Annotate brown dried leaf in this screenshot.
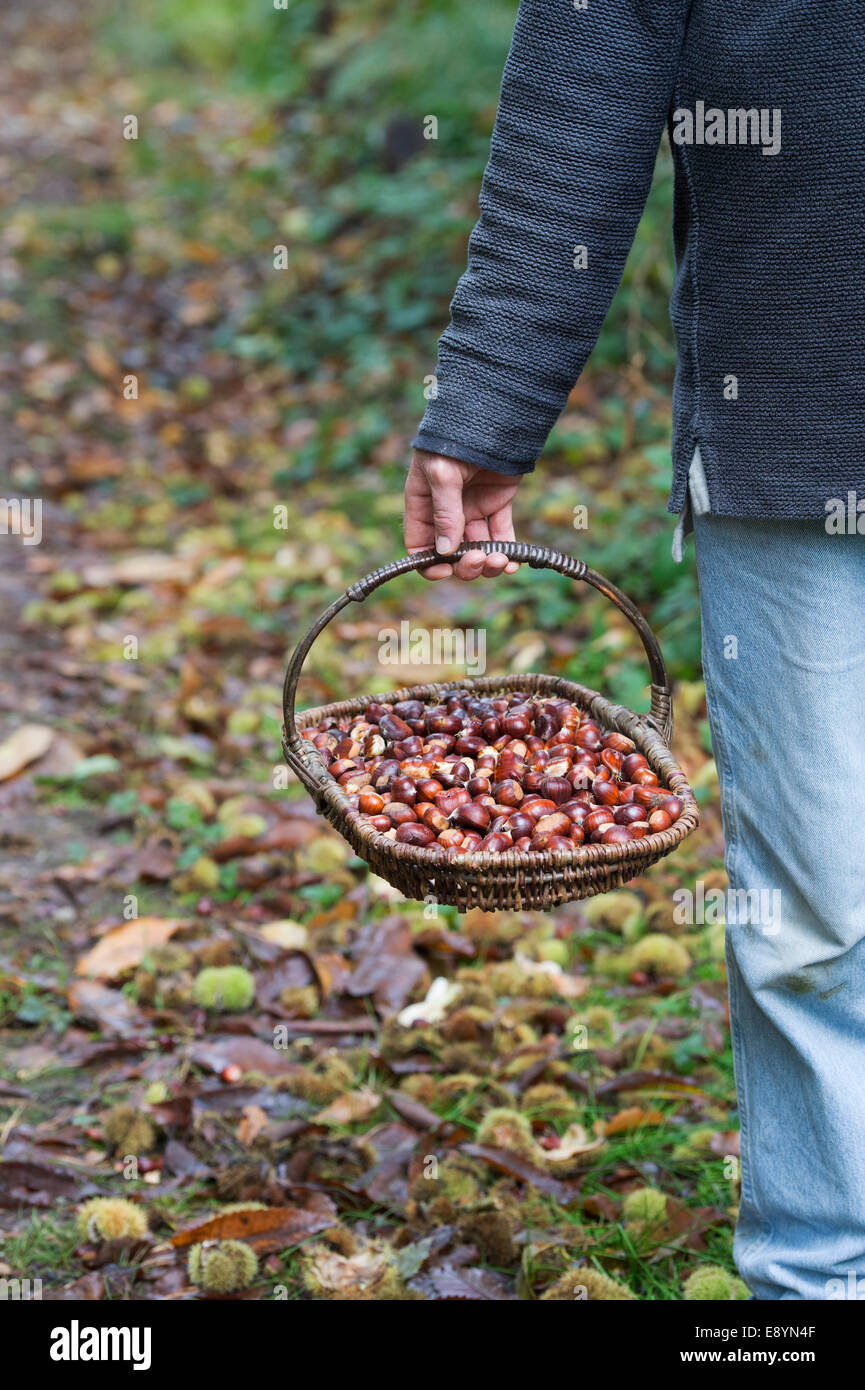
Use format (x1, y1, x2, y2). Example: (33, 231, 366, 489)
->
(75, 917, 185, 979)
(604, 1106, 667, 1136)
(315, 1087, 381, 1127)
(170, 1203, 335, 1253)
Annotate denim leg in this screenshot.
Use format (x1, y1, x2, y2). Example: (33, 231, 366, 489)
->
(692, 511, 865, 1300)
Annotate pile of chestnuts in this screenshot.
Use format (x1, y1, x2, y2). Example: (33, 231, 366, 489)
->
(300, 690, 683, 856)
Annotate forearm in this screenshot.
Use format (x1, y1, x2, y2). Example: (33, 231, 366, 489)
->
(413, 0, 690, 473)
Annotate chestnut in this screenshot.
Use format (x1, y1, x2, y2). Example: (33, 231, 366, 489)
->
(660, 795, 683, 820)
(648, 808, 673, 833)
(545, 834, 575, 852)
(455, 801, 491, 831)
(632, 767, 660, 787)
(504, 812, 535, 839)
(592, 779, 620, 806)
(491, 779, 524, 806)
(389, 776, 417, 805)
(416, 778, 444, 801)
(358, 790, 385, 815)
(393, 699, 424, 722)
(584, 807, 615, 834)
(454, 734, 485, 757)
(460, 831, 484, 851)
(466, 775, 492, 798)
(415, 804, 450, 833)
(534, 812, 572, 837)
(379, 713, 413, 742)
(614, 803, 645, 825)
(435, 788, 471, 816)
(600, 824, 637, 844)
(480, 831, 513, 853)
(541, 776, 572, 805)
(621, 752, 649, 779)
(396, 822, 436, 847)
(602, 731, 636, 753)
(437, 828, 464, 850)
(382, 802, 417, 826)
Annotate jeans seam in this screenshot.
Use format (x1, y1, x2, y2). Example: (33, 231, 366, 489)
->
(700, 631, 771, 1256)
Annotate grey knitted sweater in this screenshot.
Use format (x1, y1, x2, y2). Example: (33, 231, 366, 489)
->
(412, 0, 865, 519)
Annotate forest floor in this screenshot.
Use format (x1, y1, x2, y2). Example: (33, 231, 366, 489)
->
(0, 0, 738, 1301)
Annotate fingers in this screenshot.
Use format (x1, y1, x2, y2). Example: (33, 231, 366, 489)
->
(405, 452, 454, 580)
(488, 499, 519, 575)
(453, 518, 491, 581)
(425, 458, 467, 559)
(402, 450, 521, 582)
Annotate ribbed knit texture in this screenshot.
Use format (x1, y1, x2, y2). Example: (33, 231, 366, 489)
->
(413, 0, 865, 520)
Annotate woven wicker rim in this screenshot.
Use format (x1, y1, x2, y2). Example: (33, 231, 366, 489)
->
(281, 543, 699, 880)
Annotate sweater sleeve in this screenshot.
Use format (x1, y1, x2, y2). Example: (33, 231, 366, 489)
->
(412, 0, 689, 475)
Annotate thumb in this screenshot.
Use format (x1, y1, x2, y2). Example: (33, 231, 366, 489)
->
(425, 459, 467, 556)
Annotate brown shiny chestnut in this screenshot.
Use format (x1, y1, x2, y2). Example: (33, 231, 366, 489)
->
(584, 807, 615, 834)
(541, 776, 572, 805)
(592, 779, 620, 806)
(480, 831, 513, 853)
(600, 824, 637, 844)
(435, 788, 471, 816)
(382, 802, 417, 826)
(455, 801, 491, 831)
(491, 779, 524, 806)
(396, 822, 436, 847)
(621, 752, 649, 779)
(534, 812, 572, 837)
(389, 776, 417, 805)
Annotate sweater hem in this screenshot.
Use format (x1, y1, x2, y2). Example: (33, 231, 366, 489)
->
(411, 433, 537, 477)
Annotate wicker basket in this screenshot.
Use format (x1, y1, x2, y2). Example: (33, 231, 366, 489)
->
(282, 542, 698, 911)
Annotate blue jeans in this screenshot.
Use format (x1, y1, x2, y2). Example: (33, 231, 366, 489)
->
(693, 510, 865, 1300)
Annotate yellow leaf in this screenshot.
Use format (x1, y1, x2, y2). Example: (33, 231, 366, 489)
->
(75, 917, 186, 979)
(259, 920, 308, 950)
(0, 724, 54, 780)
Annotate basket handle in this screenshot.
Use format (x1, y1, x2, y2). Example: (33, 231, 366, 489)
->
(282, 542, 673, 755)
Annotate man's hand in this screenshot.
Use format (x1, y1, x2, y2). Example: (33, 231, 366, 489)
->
(404, 449, 523, 581)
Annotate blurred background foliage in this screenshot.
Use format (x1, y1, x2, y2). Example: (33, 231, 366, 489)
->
(23, 0, 698, 713)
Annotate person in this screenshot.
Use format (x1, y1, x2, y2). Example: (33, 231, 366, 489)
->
(403, 0, 865, 1301)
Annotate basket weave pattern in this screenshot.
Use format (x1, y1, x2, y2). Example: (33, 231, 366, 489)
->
(282, 544, 699, 912)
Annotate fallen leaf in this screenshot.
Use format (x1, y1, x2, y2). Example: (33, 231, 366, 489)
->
(315, 1087, 381, 1127)
(427, 1265, 519, 1300)
(302, 1244, 391, 1296)
(258, 920, 308, 950)
(0, 724, 54, 780)
(397, 976, 461, 1027)
(82, 553, 194, 587)
(542, 1124, 606, 1164)
(170, 1204, 335, 1252)
(75, 917, 186, 979)
(237, 1105, 270, 1146)
(66, 980, 144, 1037)
(604, 1107, 667, 1136)
(461, 1144, 582, 1203)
